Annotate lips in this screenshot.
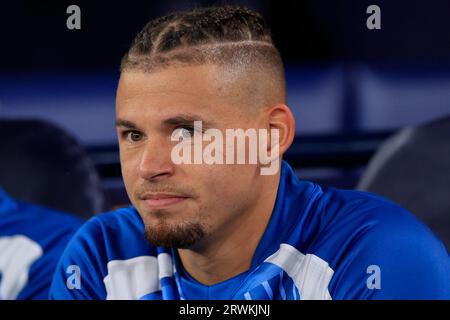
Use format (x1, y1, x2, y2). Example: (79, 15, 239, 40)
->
(140, 193, 189, 210)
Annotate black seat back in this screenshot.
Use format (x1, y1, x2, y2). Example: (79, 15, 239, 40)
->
(0, 119, 106, 219)
(358, 115, 450, 249)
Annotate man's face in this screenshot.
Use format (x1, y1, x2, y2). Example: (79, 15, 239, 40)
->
(116, 64, 266, 249)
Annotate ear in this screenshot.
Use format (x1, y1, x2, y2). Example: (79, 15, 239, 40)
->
(264, 104, 296, 158)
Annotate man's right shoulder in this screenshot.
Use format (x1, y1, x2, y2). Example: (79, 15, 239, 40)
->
(71, 206, 149, 256)
(85, 206, 144, 239)
(49, 206, 157, 300)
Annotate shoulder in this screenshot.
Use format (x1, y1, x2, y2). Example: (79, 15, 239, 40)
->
(24, 202, 85, 233)
(306, 186, 450, 299)
(316, 186, 446, 248)
(0, 200, 85, 262)
(49, 206, 157, 299)
(2, 200, 84, 233)
(81, 206, 143, 234)
(0, 200, 85, 299)
(63, 206, 152, 261)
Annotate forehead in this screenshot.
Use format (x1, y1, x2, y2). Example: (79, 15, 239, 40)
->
(117, 65, 225, 108)
(116, 64, 253, 127)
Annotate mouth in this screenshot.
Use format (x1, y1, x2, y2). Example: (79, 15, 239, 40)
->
(139, 193, 189, 210)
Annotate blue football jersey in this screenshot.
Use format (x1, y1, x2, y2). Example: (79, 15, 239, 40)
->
(0, 187, 83, 299)
(49, 161, 450, 300)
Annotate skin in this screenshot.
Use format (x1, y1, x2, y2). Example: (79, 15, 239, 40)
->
(116, 63, 295, 285)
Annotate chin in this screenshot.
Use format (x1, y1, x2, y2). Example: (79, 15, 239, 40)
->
(143, 219, 206, 249)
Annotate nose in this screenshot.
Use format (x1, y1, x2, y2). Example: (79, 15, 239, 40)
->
(138, 138, 175, 182)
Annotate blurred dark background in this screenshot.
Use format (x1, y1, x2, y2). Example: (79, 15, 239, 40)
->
(1, 0, 450, 212)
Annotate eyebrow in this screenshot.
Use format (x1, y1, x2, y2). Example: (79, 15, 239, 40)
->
(115, 119, 139, 129)
(115, 113, 215, 130)
(163, 114, 214, 128)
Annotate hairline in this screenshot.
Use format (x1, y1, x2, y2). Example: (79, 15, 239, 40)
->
(120, 40, 287, 107)
(121, 41, 282, 73)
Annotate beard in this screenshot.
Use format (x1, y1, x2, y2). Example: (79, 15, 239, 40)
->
(143, 214, 207, 249)
(133, 183, 206, 248)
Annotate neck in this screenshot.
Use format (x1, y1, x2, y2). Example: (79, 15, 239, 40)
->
(177, 172, 281, 286)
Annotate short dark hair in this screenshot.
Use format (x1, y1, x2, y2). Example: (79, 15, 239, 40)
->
(120, 4, 285, 94)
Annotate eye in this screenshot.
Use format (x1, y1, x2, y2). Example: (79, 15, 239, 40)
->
(173, 127, 195, 140)
(124, 130, 143, 142)
(180, 127, 194, 138)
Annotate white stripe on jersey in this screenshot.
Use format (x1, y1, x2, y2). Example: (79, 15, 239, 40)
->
(0, 235, 42, 300)
(264, 243, 334, 300)
(157, 253, 173, 279)
(104, 256, 159, 300)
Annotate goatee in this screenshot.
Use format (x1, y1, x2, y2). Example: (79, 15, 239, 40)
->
(144, 219, 206, 249)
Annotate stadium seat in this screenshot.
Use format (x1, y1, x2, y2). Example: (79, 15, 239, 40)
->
(0, 119, 106, 219)
(358, 115, 450, 249)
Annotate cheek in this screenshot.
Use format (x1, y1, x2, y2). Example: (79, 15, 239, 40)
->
(194, 166, 257, 229)
(120, 149, 141, 186)
(194, 165, 256, 204)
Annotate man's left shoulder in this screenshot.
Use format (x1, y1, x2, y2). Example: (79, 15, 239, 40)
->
(320, 187, 447, 254)
(314, 187, 450, 299)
